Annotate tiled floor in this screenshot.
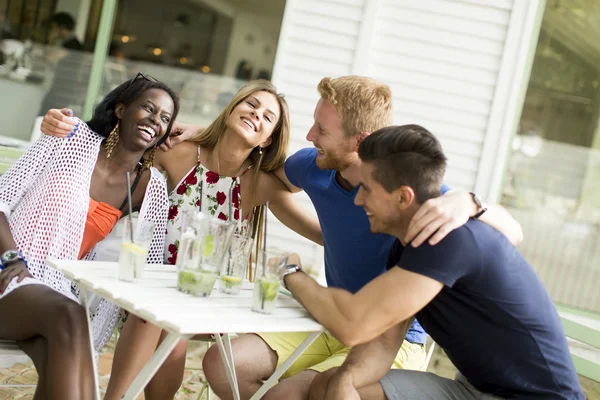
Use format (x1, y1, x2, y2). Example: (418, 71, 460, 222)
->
(0, 339, 212, 400)
(1, 340, 599, 399)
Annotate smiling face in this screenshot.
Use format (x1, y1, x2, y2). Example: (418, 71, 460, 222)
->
(354, 161, 407, 235)
(116, 88, 175, 151)
(226, 90, 281, 149)
(306, 99, 357, 170)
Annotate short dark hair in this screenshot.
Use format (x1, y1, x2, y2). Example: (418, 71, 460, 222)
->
(50, 12, 76, 30)
(358, 125, 447, 203)
(87, 75, 180, 143)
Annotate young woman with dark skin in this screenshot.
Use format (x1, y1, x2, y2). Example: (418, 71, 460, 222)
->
(0, 74, 179, 400)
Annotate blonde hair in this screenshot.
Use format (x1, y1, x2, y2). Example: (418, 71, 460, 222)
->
(192, 80, 290, 279)
(192, 79, 290, 173)
(317, 76, 393, 138)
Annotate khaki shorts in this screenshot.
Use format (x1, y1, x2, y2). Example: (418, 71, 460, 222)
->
(257, 331, 426, 380)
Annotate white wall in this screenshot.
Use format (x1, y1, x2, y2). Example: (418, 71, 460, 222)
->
(265, 0, 544, 270)
(273, 0, 544, 195)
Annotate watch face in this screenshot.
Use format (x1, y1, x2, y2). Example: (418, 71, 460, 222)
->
(2, 250, 19, 262)
(285, 264, 300, 275)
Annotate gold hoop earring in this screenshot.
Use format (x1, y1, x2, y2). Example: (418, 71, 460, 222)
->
(105, 124, 119, 158)
(143, 147, 156, 170)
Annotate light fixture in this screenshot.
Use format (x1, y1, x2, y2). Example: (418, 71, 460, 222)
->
(153, 48, 162, 56)
(201, 65, 210, 73)
(179, 57, 188, 65)
(113, 33, 135, 43)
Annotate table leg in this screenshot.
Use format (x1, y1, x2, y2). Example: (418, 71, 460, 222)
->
(122, 332, 184, 400)
(79, 289, 101, 400)
(251, 331, 322, 400)
(214, 334, 241, 400)
(223, 334, 239, 390)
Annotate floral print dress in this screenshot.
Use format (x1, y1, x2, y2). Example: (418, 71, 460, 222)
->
(165, 145, 251, 264)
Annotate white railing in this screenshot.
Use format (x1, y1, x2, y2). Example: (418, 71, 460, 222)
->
(503, 137, 600, 313)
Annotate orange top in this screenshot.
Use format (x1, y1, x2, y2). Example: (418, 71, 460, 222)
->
(78, 198, 122, 260)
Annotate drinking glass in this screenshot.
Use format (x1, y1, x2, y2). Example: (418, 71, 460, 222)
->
(176, 212, 235, 297)
(252, 249, 288, 314)
(219, 234, 254, 294)
(118, 219, 154, 282)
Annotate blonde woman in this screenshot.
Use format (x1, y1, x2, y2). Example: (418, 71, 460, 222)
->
(41, 79, 322, 399)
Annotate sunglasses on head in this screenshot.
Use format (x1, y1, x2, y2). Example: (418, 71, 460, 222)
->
(127, 72, 158, 88)
(126, 72, 173, 147)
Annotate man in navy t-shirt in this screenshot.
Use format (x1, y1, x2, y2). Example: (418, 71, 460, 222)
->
(284, 124, 584, 399)
(203, 76, 524, 399)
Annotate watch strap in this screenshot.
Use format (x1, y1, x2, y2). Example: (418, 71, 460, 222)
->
(470, 192, 488, 219)
(282, 264, 302, 290)
(0, 250, 27, 270)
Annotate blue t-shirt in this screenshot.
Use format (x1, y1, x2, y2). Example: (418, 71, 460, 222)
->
(387, 220, 584, 399)
(285, 147, 450, 344)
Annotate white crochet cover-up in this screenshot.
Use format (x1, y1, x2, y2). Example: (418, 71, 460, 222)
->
(0, 118, 169, 352)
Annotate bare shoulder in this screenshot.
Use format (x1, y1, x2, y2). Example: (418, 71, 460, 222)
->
(155, 141, 198, 169)
(155, 141, 199, 192)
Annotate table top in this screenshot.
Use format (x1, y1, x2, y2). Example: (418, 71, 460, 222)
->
(47, 258, 324, 335)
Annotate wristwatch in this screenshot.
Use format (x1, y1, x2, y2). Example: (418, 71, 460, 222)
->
(282, 264, 302, 290)
(0, 250, 26, 270)
(470, 192, 488, 219)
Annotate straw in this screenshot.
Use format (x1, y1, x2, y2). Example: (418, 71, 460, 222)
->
(198, 180, 204, 212)
(126, 172, 134, 243)
(260, 248, 267, 310)
(263, 201, 268, 250)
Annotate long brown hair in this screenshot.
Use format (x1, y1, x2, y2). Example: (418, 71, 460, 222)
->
(192, 80, 291, 279)
(191, 79, 290, 172)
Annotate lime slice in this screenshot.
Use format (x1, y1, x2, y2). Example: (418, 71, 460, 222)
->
(221, 275, 242, 290)
(178, 269, 217, 296)
(121, 242, 147, 256)
(260, 277, 280, 301)
(202, 234, 215, 257)
(178, 270, 198, 285)
(222, 275, 242, 284)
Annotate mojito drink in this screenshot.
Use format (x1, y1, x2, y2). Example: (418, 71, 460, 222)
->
(118, 242, 148, 282)
(219, 275, 243, 294)
(177, 266, 218, 297)
(252, 275, 280, 314)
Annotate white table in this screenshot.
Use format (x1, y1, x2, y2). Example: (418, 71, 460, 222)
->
(46, 259, 325, 400)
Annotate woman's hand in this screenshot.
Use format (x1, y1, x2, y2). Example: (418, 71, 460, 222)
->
(40, 108, 78, 138)
(0, 261, 32, 294)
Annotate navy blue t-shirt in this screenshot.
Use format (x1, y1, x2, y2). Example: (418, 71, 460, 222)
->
(387, 220, 584, 399)
(285, 147, 450, 344)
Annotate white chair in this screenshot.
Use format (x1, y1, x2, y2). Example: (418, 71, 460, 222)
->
(0, 340, 35, 388)
(29, 116, 44, 143)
